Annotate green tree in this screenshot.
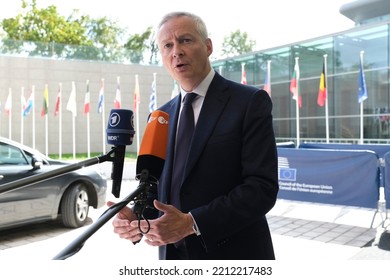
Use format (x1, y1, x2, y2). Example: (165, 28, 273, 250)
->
(124, 26, 158, 64)
(1, 0, 89, 57)
(77, 15, 125, 61)
(221, 30, 256, 58)
(0, 0, 125, 61)
(147, 30, 160, 65)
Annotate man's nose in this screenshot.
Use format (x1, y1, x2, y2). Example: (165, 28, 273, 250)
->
(173, 45, 184, 57)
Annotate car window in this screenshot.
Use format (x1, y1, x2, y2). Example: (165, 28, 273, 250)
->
(0, 143, 30, 165)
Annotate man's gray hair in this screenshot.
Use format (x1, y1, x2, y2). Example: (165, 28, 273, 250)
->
(157, 11, 209, 41)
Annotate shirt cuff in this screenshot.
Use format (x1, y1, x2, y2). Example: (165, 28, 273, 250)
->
(188, 212, 201, 236)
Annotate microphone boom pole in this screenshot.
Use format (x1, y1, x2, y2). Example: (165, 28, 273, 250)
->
(0, 109, 139, 260)
(52, 170, 152, 260)
(0, 149, 115, 195)
(0, 145, 148, 260)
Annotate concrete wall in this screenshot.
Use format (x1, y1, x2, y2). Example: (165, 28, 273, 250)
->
(0, 55, 175, 155)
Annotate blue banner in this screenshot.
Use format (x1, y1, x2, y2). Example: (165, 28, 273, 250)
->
(299, 143, 390, 158)
(277, 148, 380, 208)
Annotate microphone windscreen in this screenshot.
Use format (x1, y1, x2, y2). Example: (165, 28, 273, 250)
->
(106, 109, 135, 146)
(136, 110, 169, 179)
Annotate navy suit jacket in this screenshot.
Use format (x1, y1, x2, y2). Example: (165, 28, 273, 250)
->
(156, 72, 278, 260)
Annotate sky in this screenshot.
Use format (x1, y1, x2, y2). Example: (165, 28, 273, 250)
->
(1, 0, 356, 58)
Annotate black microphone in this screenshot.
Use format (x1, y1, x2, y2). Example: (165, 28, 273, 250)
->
(106, 109, 135, 198)
(133, 110, 169, 220)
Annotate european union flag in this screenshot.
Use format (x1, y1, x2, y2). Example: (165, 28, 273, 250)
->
(358, 54, 368, 103)
(278, 168, 297, 181)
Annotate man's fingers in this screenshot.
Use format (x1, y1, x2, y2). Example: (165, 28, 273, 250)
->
(153, 200, 176, 213)
(106, 201, 116, 207)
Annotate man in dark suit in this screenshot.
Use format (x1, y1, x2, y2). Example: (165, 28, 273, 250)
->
(109, 11, 278, 260)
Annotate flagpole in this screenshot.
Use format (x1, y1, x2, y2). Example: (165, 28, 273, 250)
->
(241, 63, 247, 84)
(267, 60, 272, 95)
(72, 114, 76, 160)
(323, 54, 330, 143)
(358, 51, 368, 144)
(102, 79, 106, 154)
(263, 60, 272, 96)
(295, 57, 300, 146)
(86, 80, 90, 158)
(135, 74, 140, 155)
(87, 110, 90, 157)
(44, 84, 49, 156)
(360, 101, 364, 144)
(115, 76, 121, 109)
(8, 88, 12, 139)
(21, 87, 24, 144)
(360, 51, 364, 144)
(149, 73, 157, 113)
(59, 83, 62, 160)
(154, 73, 157, 108)
(45, 113, 48, 155)
(72, 82, 76, 160)
(32, 85, 36, 149)
(66, 81, 77, 160)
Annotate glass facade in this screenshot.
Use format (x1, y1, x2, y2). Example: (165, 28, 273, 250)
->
(212, 21, 390, 144)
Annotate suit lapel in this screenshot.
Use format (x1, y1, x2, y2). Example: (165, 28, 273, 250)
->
(185, 73, 230, 178)
(161, 95, 181, 202)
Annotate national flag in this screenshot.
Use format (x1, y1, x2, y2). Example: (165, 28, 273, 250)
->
(290, 58, 302, 107)
(84, 80, 90, 114)
(317, 61, 327, 107)
(66, 81, 77, 117)
(263, 61, 271, 96)
(114, 76, 121, 109)
(97, 79, 104, 113)
(263, 72, 271, 95)
(41, 84, 49, 117)
(54, 83, 61, 116)
(358, 53, 368, 103)
(241, 63, 247, 85)
(23, 88, 34, 117)
(21, 89, 27, 112)
(133, 74, 140, 112)
(5, 89, 12, 115)
(149, 74, 157, 113)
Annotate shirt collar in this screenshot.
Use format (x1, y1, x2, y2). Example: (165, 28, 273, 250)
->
(180, 68, 215, 101)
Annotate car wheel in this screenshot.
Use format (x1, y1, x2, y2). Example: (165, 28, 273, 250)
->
(61, 183, 90, 228)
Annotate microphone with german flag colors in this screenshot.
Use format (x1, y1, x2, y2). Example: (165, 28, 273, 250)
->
(133, 110, 169, 221)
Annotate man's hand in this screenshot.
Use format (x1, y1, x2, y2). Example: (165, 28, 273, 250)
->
(107, 201, 143, 243)
(131, 200, 194, 246)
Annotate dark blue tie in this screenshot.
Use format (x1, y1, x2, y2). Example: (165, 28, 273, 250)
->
(171, 92, 198, 210)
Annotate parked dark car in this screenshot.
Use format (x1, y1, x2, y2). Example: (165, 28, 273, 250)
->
(0, 137, 107, 230)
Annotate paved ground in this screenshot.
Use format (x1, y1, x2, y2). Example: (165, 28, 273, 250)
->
(0, 162, 389, 280)
(1, 178, 389, 261)
(1, 160, 390, 279)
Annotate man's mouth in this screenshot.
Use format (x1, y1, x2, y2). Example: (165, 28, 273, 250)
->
(175, 63, 187, 69)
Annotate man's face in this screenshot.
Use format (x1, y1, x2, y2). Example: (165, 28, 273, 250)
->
(157, 16, 212, 91)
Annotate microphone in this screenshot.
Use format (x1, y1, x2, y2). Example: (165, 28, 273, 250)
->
(136, 110, 169, 180)
(106, 109, 135, 198)
(133, 110, 169, 220)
